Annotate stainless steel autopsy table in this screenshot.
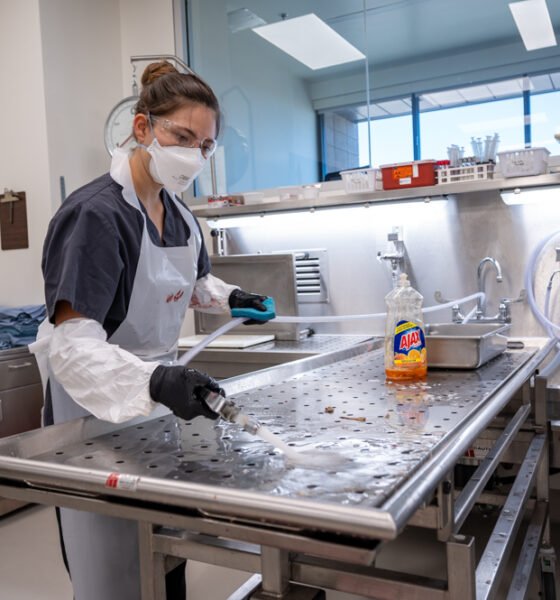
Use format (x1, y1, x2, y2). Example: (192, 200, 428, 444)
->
(0, 338, 556, 600)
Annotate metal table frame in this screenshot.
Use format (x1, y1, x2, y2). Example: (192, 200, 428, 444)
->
(0, 339, 556, 599)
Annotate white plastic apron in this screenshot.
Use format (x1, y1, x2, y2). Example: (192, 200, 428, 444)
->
(50, 148, 200, 600)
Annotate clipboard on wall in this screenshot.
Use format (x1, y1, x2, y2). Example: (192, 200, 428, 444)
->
(0, 190, 29, 250)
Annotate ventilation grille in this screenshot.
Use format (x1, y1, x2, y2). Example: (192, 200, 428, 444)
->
(294, 250, 329, 303)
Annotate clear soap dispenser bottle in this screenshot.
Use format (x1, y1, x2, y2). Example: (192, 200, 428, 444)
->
(384, 273, 427, 380)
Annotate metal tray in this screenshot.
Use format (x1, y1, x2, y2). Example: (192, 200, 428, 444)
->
(425, 323, 510, 369)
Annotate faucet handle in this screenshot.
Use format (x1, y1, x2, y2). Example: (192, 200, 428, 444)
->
(498, 289, 526, 324)
(434, 290, 452, 304)
(500, 289, 526, 306)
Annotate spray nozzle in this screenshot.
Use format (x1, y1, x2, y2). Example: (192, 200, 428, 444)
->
(202, 390, 261, 434)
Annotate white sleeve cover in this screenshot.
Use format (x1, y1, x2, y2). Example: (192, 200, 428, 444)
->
(189, 273, 239, 314)
(48, 318, 160, 423)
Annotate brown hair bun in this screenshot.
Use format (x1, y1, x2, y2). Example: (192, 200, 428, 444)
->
(141, 61, 178, 87)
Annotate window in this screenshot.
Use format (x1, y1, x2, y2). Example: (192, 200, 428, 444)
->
(320, 71, 560, 177)
(358, 112, 413, 167)
(420, 97, 525, 160)
(530, 90, 560, 153)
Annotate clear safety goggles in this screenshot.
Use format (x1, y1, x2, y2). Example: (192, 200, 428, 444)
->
(149, 115, 217, 159)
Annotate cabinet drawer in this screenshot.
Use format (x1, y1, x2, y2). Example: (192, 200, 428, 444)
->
(0, 384, 43, 437)
(0, 355, 41, 391)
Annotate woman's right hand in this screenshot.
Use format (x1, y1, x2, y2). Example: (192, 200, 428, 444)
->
(149, 365, 224, 421)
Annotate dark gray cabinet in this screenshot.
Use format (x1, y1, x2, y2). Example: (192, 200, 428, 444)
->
(0, 347, 43, 515)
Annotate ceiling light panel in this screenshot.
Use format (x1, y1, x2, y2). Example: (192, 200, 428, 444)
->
(509, 0, 557, 51)
(253, 13, 365, 70)
(228, 8, 266, 34)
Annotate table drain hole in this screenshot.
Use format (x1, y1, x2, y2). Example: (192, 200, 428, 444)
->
(140, 438, 147, 441)
(84, 442, 94, 446)
(307, 485, 318, 489)
(210, 459, 219, 463)
(200, 445, 209, 449)
(184, 469, 194, 473)
(247, 462, 256, 467)
(136, 426, 144, 430)
(222, 474, 232, 478)
(84, 456, 93, 460)
(148, 465, 158, 469)
(176, 454, 184, 458)
(192, 433, 200, 437)
(55, 451, 64, 455)
(159, 419, 165, 423)
(164, 430, 171, 433)
(112, 434, 120, 438)
(144, 450, 152, 454)
(288, 443, 296, 447)
(116, 460, 124, 464)
(234, 449, 242, 453)
(113, 446, 122, 450)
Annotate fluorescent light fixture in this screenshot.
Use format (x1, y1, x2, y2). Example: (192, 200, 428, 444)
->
(228, 8, 266, 34)
(500, 185, 560, 205)
(509, 0, 557, 51)
(253, 13, 365, 70)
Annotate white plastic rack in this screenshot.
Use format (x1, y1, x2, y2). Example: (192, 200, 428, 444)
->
(437, 163, 495, 185)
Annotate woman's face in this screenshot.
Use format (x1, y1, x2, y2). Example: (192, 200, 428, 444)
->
(148, 103, 217, 158)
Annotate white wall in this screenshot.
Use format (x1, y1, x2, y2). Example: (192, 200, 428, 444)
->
(0, 0, 52, 306)
(118, 0, 177, 98)
(0, 0, 187, 314)
(39, 0, 122, 207)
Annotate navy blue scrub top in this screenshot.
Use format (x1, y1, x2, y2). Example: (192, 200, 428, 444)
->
(42, 172, 211, 337)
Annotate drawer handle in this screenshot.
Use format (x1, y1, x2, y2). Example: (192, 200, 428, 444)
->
(8, 362, 32, 370)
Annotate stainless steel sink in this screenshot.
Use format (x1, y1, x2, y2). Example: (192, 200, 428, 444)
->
(425, 323, 510, 369)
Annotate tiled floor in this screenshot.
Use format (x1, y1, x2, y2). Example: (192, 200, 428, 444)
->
(0, 502, 557, 599)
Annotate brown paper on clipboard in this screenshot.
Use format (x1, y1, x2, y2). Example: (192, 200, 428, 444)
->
(0, 191, 29, 250)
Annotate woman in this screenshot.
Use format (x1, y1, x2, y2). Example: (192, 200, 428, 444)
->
(34, 61, 272, 600)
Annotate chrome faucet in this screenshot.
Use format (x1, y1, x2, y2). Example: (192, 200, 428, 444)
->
(377, 228, 405, 288)
(476, 257, 503, 319)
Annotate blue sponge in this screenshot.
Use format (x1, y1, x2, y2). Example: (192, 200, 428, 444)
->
(231, 297, 276, 322)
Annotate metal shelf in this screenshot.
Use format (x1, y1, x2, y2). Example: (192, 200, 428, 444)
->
(192, 173, 560, 219)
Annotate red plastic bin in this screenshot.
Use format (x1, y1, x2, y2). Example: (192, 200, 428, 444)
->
(380, 160, 437, 189)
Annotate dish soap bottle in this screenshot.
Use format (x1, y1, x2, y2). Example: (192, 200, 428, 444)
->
(385, 273, 427, 380)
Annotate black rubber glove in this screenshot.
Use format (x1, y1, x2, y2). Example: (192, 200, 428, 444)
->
(228, 288, 268, 325)
(149, 366, 224, 421)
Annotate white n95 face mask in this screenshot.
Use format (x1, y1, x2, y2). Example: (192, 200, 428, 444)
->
(145, 138, 206, 194)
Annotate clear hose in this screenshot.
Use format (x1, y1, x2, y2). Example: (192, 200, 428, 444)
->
(176, 317, 245, 366)
(177, 292, 485, 365)
(524, 231, 560, 338)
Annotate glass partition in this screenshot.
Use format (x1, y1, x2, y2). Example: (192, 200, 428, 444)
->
(187, 0, 560, 196)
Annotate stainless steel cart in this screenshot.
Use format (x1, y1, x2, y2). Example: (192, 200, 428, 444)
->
(0, 339, 555, 599)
